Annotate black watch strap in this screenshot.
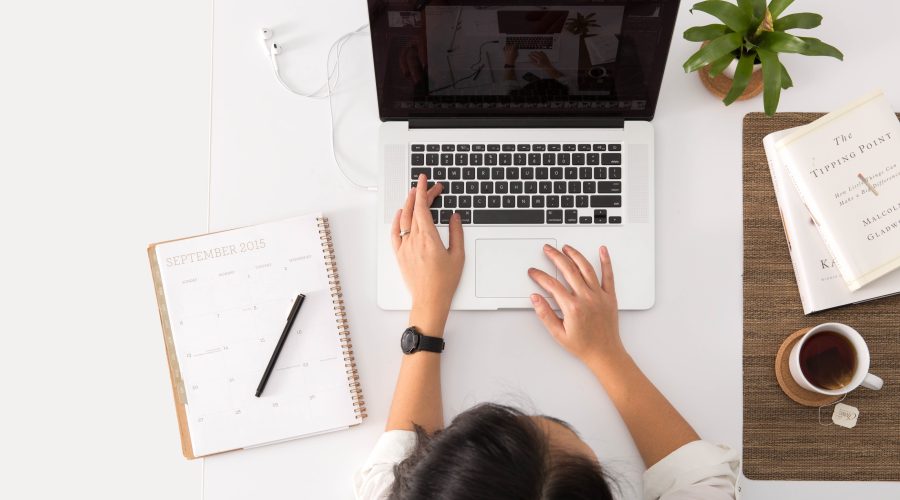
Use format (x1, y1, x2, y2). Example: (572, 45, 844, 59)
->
(417, 334, 445, 353)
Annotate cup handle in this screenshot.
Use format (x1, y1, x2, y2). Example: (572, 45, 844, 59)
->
(861, 373, 884, 390)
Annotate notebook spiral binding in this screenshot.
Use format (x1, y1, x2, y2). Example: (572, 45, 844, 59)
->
(317, 217, 367, 420)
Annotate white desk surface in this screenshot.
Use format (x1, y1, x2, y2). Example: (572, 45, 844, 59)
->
(203, 1, 900, 499)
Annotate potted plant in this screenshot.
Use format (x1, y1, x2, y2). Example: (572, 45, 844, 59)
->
(565, 12, 599, 38)
(682, 0, 843, 115)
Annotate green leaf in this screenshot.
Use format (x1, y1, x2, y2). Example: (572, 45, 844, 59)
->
(774, 13, 822, 30)
(691, 1, 752, 33)
(738, 0, 766, 22)
(757, 31, 808, 53)
(780, 62, 793, 89)
(767, 0, 794, 18)
(683, 32, 744, 72)
(757, 48, 782, 115)
(708, 52, 735, 77)
(797, 37, 844, 59)
(723, 53, 756, 105)
(684, 23, 731, 41)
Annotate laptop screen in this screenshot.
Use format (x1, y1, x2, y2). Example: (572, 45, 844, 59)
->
(366, 1, 680, 122)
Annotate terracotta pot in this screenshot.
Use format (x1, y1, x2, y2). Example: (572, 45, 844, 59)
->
(698, 57, 764, 101)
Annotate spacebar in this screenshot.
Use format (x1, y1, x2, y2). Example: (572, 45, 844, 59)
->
(473, 210, 544, 224)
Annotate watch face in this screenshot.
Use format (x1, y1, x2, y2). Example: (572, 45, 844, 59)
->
(401, 329, 419, 354)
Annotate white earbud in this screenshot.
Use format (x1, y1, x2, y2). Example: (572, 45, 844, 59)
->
(260, 27, 275, 56)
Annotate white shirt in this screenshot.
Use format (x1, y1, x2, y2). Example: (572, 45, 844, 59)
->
(353, 431, 739, 500)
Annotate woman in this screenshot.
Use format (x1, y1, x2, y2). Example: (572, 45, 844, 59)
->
(355, 175, 739, 499)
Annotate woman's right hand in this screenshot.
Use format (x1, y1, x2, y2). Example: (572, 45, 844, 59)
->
(527, 245, 626, 366)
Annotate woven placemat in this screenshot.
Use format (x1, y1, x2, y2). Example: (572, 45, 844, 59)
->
(742, 112, 900, 481)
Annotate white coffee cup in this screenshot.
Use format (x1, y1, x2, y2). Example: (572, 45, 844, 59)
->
(789, 323, 883, 395)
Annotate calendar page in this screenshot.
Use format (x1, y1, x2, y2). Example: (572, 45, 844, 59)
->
(154, 214, 359, 456)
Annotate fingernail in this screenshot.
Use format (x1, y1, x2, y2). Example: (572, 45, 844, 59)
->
(562, 244, 570, 252)
(530, 294, 540, 304)
(543, 244, 551, 251)
(601, 246, 609, 258)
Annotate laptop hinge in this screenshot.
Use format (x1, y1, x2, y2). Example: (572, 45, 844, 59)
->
(408, 117, 626, 129)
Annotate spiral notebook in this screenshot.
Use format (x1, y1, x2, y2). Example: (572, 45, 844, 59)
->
(148, 214, 365, 459)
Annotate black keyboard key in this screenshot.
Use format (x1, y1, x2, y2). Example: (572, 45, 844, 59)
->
(496, 182, 509, 194)
(587, 153, 599, 165)
(594, 167, 607, 179)
(594, 209, 607, 224)
(488, 195, 501, 208)
(517, 144, 531, 151)
(542, 153, 556, 165)
(553, 181, 567, 193)
(547, 195, 560, 208)
(474, 195, 487, 208)
(521, 167, 534, 180)
(440, 153, 453, 166)
(610, 167, 622, 180)
(474, 210, 544, 224)
(579, 167, 592, 179)
(532, 195, 545, 208)
(411, 167, 431, 179)
(550, 167, 563, 179)
(539, 181, 552, 194)
(457, 144, 471, 152)
(487, 144, 501, 151)
(411, 144, 425, 152)
(440, 210, 452, 224)
(563, 144, 577, 151)
(455, 153, 468, 166)
(590, 195, 622, 208)
(528, 153, 541, 165)
(609, 144, 622, 151)
(547, 209, 563, 224)
(480, 182, 494, 194)
(426, 153, 439, 166)
(457, 210, 472, 224)
(477, 167, 490, 179)
(516, 195, 530, 208)
(465, 181, 479, 194)
(491, 167, 505, 179)
(430, 196, 442, 208)
(442, 144, 455, 152)
(536, 167, 550, 180)
(548, 144, 561, 151)
(502, 144, 516, 151)
(524, 181, 537, 194)
(533, 144, 546, 151)
(499, 154, 512, 166)
(502, 195, 515, 208)
(562, 195, 575, 208)
(568, 181, 581, 194)
(601, 153, 622, 165)
(472, 144, 486, 152)
(564, 167, 578, 179)
(485, 154, 498, 166)
(426, 144, 440, 152)
(444, 196, 457, 208)
(558, 153, 571, 166)
(578, 144, 591, 151)
(514, 153, 526, 165)
(451, 182, 464, 194)
(506, 167, 520, 180)
(609, 216, 622, 224)
(579, 216, 592, 224)
(593, 144, 606, 151)
(411, 154, 425, 166)
(448, 168, 461, 180)
(459, 195, 472, 208)
(583, 181, 595, 194)
(576, 195, 589, 208)
(470, 154, 483, 166)
(434, 167, 447, 180)
(597, 181, 621, 193)
(463, 168, 476, 180)
(510, 182, 523, 194)
(438, 181, 450, 192)
(565, 210, 578, 224)
(573, 153, 585, 165)
(431, 209, 439, 223)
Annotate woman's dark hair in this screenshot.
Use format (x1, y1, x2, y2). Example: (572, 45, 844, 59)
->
(388, 404, 615, 500)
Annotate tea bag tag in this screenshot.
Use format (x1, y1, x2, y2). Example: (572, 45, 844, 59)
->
(832, 403, 859, 429)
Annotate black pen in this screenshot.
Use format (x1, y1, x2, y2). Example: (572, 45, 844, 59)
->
(255, 294, 305, 397)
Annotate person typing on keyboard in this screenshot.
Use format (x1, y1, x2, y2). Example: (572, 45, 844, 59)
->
(354, 175, 739, 500)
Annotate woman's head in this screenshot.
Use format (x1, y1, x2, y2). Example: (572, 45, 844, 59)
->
(389, 404, 615, 500)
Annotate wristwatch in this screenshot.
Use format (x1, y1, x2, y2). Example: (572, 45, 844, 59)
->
(401, 326, 445, 354)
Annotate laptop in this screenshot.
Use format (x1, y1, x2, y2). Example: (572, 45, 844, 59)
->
(368, 1, 680, 311)
(497, 10, 568, 62)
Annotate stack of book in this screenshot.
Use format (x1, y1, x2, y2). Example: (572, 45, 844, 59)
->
(763, 90, 900, 314)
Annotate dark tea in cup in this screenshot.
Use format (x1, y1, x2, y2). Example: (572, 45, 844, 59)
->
(798, 330, 857, 390)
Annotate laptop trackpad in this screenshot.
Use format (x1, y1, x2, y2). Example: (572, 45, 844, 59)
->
(475, 239, 557, 298)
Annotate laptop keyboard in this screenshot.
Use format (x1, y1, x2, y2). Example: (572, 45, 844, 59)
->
(409, 143, 624, 225)
(504, 36, 554, 50)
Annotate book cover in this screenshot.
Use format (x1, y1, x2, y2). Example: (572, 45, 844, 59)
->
(764, 127, 900, 314)
(776, 91, 900, 291)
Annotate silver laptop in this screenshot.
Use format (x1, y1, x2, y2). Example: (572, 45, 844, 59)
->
(368, 2, 680, 311)
(497, 10, 568, 62)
